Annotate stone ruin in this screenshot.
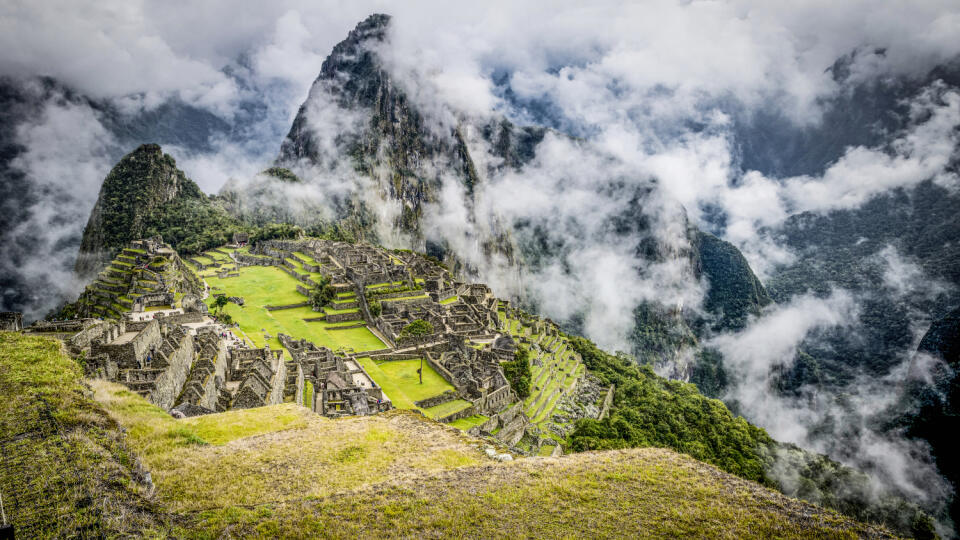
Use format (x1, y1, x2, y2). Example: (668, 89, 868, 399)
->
(0, 312, 23, 331)
(23, 312, 290, 416)
(280, 333, 389, 418)
(428, 334, 515, 416)
(15, 236, 598, 458)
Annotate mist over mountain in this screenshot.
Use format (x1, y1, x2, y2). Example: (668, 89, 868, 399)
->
(3, 1, 960, 535)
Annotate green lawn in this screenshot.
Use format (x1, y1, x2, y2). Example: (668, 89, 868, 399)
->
(448, 415, 489, 430)
(382, 294, 430, 303)
(204, 265, 384, 354)
(440, 295, 459, 305)
(422, 399, 472, 420)
(355, 357, 454, 411)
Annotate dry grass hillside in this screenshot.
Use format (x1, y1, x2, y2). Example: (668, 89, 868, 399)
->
(1, 332, 895, 538)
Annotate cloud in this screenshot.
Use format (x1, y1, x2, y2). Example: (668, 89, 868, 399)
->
(709, 290, 951, 511)
(1, 93, 117, 319)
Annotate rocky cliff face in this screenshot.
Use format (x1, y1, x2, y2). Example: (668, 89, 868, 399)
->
(273, 14, 543, 260)
(271, 14, 769, 374)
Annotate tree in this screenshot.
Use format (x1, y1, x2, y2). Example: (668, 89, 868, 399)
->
(400, 319, 434, 384)
(502, 346, 532, 399)
(310, 275, 335, 311)
(369, 300, 382, 318)
(212, 295, 229, 316)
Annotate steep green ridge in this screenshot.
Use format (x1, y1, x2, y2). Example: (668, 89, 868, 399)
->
(567, 334, 936, 537)
(75, 143, 240, 277)
(900, 306, 960, 529)
(567, 336, 772, 482)
(0, 332, 161, 536)
(694, 231, 772, 332)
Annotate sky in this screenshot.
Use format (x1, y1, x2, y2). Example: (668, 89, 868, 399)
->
(3, 0, 960, 529)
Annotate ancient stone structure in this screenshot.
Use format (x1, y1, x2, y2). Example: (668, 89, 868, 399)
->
(280, 333, 388, 418)
(427, 334, 515, 416)
(0, 312, 23, 331)
(32, 235, 590, 459)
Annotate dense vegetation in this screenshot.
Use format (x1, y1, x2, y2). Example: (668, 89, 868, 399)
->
(143, 195, 240, 255)
(694, 231, 772, 332)
(566, 335, 772, 483)
(309, 276, 335, 310)
(502, 346, 532, 399)
(562, 333, 937, 536)
(900, 306, 960, 532)
(261, 166, 300, 183)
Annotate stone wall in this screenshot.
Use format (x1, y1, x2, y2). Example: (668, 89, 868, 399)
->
(67, 320, 117, 351)
(366, 289, 425, 301)
(477, 384, 514, 414)
(236, 253, 279, 267)
(294, 363, 305, 407)
(196, 339, 229, 411)
(91, 320, 161, 369)
(149, 332, 194, 410)
(0, 312, 23, 331)
(156, 312, 204, 325)
(325, 311, 363, 323)
(269, 358, 287, 406)
(437, 404, 477, 424)
(414, 390, 459, 409)
(598, 384, 615, 420)
(424, 353, 461, 392)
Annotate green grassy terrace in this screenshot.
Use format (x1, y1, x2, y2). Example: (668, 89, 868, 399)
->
(356, 357, 455, 413)
(203, 264, 383, 354)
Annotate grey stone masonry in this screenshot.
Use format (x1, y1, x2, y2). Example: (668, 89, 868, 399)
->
(0, 312, 23, 331)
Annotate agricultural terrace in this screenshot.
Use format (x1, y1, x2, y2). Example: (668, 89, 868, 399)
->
(498, 308, 587, 452)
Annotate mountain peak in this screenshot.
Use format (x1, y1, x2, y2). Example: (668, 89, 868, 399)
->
(74, 143, 203, 277)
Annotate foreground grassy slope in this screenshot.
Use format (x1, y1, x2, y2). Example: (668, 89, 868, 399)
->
(0, 332, 161, 537)
(185, 448, 891, 539)
(2, 333, 891, 538)
(91, 381, 483, 513)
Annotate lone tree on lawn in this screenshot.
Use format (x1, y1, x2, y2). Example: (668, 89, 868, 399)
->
(212, 295, 229, 316)
(400, 319, 434, 384)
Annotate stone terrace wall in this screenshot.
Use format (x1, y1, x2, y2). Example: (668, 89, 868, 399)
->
(150, 332, 194, 410)
(157, 312, 204, 325)
(598, 384, 615, 420)
(325, 311, 363, 323)
(414, 390, 459, 409)
(437, 404, 477, 424)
